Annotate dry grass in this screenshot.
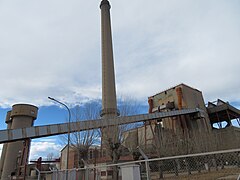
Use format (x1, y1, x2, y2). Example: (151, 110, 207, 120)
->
(150, 168, 240, 180)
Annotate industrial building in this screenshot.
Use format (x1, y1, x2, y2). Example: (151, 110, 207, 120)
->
(148, 84, 211, 132)
(60, 144, 133, 179)
(58, 83, 240, 179)
(123, 83, 240, 158)
(0, 104, 38, 179)
(0, 0, 239, 179)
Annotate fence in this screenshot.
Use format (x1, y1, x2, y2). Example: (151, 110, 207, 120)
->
(38, 148, 240, 180)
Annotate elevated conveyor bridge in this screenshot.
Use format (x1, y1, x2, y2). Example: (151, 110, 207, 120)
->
(0, 108, 205, 144)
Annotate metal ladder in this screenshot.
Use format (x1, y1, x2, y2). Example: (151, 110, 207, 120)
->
(16, 139, 31, 180)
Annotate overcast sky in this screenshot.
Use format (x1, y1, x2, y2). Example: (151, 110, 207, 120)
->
(0, 0, 240, 160)
(0, 0, 239, 108)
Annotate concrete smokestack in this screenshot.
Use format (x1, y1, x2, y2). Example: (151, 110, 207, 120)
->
(100, 0, 118, 118)
(0, 111, 12, 177)
(1, 104, 38, 180)
(100, 0, 119, 146)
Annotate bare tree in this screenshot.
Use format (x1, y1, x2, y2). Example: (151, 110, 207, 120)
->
(118, 95, 141, 116)
(61, 100, 101, 168)
(46, 152, 54, 161)
(103, 96, 141, 180)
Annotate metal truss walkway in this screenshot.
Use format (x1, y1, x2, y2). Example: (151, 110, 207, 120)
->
(0, 108, 205, 144)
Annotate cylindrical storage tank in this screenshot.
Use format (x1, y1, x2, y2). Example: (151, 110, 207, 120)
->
(1, 104, 38, 180)
(0, 111, 12, 177)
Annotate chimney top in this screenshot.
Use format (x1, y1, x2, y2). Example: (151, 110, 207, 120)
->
(100, 0, 111, 9)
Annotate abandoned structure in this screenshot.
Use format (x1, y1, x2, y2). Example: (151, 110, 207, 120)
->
(57, 83, 240, 179)
(123, 84, 240, 157)
(0, 0, 239, 179)
(0, 104, 38, 179)
(148, 84, 211, 132)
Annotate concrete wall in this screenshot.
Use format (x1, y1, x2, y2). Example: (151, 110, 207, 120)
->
(150, 84, 211, 132)
(60, 146, 76, 170)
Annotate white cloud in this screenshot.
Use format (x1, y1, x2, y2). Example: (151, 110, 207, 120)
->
(0, 0, 239, 107)
(29, 138, 63, 160)
(0, 139, 62, 161)
(113, 0, 240, 103)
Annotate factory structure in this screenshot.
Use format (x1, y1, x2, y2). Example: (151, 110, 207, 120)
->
(0, 104, 39, 179)
(123, 84, 240, 158)
(0, 0, 239, 179)
(0, 83, 239, 179)
(59, 84, 240, 173)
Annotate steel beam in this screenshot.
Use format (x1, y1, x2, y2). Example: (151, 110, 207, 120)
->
(0, 108, 205, 144)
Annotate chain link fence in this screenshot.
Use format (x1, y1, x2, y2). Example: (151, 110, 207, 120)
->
(143, 149, 240, 180)
(38, 148, 240, 180)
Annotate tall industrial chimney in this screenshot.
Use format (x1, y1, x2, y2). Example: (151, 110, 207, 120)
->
(100, 0, 119, 144)
(100, 0, 118, 118)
